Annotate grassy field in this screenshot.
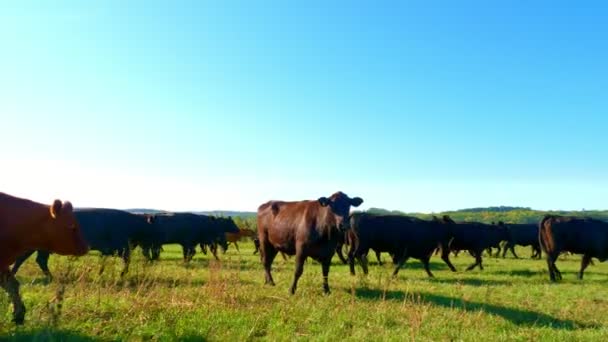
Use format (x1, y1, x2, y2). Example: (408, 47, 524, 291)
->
(1, 243, 608, 341)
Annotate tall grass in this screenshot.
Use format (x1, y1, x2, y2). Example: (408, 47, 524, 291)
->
(1, 244, 608, 341)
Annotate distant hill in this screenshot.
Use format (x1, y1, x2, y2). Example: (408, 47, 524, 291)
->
(453, 206, 531, 213)
(126, 208, 256, 218)
(364, 207, 608, 224)
(195, 211, 257, 218)
(126, 208, 170, 215)
(117, 207, 608, 225)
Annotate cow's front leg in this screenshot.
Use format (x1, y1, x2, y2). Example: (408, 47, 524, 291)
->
(1, 270, 25, 325)
(321, 259, 331, 294)
(290, 252, 306, 295)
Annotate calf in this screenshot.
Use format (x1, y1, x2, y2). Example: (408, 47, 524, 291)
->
(1, 192, 88, 324)
(257, 191, 363, 294)
(449, 220, 509, 271)
(225, 228, 257, 252)
(539, 215, 608, 281)
(347, 214, 456, 277)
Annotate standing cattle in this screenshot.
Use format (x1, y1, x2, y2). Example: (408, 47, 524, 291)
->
(449, 220, 509, 271)
(13, 208, 156, 278)
(347, 214, 457, 277)
(502, 223, 541, 259)
(147, 214, 239, 261)
(1, 192, 88, 324)
(257, 191, 363, 294)
(539, 215, 608, 281)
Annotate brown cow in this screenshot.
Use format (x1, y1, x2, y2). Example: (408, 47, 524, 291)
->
(539, 215, 608, 281)
(0, 192, 88, 324)
(257, 191, 363, 294)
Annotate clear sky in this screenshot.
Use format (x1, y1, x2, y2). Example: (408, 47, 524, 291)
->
(1, 1, 607, 212)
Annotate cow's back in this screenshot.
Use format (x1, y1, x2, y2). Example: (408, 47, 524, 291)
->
(545, 217, 608, 259)
(75, 209, 147, 248)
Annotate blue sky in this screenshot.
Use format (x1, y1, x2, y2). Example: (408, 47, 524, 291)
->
(1, 1, 607, 212)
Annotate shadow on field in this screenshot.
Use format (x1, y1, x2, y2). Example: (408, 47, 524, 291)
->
(0, 330, 209, 341)
(353, 288, 596, 330)
(0, 329, 104, 342)
(424, 277, 513, 287)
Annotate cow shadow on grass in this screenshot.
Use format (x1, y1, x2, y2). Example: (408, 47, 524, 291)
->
(353, 288, 597, 330)
(0, 329, 209, 342)
(424, 277, 513, 287)
(0, 329, 104, 342)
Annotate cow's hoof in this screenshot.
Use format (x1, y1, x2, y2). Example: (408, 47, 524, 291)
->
(12, 314, 25, 325)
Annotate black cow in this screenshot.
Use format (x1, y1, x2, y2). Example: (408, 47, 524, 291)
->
(449, 220, 509, 271)
(257, 191, 363, 294)
(502, 223, 541, 259)
(12, 208, 155, 278)
(146, 214, 239, 262)
(347, 214, 457, 277)
(539, 215, 608, 281)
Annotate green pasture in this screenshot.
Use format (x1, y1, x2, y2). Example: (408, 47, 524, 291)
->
(1, 243, 608, 341)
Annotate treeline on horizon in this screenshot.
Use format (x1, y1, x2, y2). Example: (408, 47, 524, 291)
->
(179, 206, 608, 231)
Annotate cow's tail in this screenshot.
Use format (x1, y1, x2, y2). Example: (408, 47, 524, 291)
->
(538, 215, 553, 253)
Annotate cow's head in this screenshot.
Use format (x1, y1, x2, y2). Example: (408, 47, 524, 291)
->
(45, 200, 89, 256)
(318, 191, 363, 231)
(218, 216, 240, 234)
(493, 221, 509, 239)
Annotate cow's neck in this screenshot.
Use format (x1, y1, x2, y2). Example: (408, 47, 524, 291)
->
(14, 202, 52, 250)
(317, 206, 337, 237)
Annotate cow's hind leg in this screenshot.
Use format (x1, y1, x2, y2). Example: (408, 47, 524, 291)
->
(546, 252, 561, 281)
(375, 250, 383, 265)
(321, 259, 331, 294)
(261, 242, 278, 286)
(421, 256, 434, 278)
(36, 251, 53, 281)
(510, 244, 519, 259)
(440, 246, 457, 272)
(11, 250, 36, 276)
(392, 249, 409, 277)
(290, 251, 306, 295)
(578, 254, 592, 280)
(335, 244, 348, 265)
(120, 248, 131, 277)
(465, 250, 482, 271)
(1, 271, 25, 325)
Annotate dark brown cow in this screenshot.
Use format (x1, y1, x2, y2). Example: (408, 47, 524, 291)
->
(257, 191, 363, 294)
(0, 192, 88, 324)
(539, 215, 608, 281)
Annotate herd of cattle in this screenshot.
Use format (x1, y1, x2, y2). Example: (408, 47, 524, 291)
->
(2, 191, 608, 325)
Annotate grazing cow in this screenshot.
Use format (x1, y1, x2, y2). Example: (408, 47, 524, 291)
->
(1, 192, 88, 325)
(147, 214, 239, 261)
(502, 223, 541, 259)
(13, 208, 156, 278)
(257, 191, 363, 294)
(449, 220, 509, 271)
(347, 214, 457, 277)
(539, 215, 608, 281)
(225, 228, 257, 252)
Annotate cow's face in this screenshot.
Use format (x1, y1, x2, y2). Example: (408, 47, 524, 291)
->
(46, 200, 89, 256)
(494, 221, 509, 238)
(221, 217, 240, 234)
(318, 192, 363, 231)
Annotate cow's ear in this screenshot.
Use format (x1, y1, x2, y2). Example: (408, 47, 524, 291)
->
(318, 197, 331, 206)
(50, 199, 63, 219)
(350, 197, 363, 207)
(63, 201, 73, 213)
